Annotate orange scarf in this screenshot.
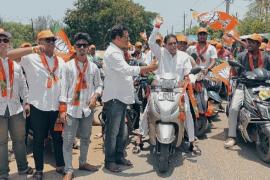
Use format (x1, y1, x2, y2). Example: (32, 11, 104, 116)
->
(178, 78, 199, 122)
(195, 43, 209, 64)
(248, 51, 264, 71)
(0, 58, 14, 98)
(72, 58, 88, 106)
(40, 54, 59, 88)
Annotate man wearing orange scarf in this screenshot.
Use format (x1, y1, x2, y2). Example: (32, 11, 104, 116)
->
(186, 28, 217, 128)
(225, 34, 270, 148)
(59, 32, 102, 180)
(0, 30, 33, 179)
(8, 30, 65, 179)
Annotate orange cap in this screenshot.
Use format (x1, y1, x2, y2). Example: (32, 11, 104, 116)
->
(176, 34, 188, 43)
(247, 33, 262, 43)
(197, 27, 208, 34)
(209, 40, 218, 46)
(135, 41, 142, 47)
(37, 30, 55, 40)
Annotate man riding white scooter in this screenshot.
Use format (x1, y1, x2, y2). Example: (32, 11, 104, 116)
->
(139, 16, 201, 154)
(224, 33, 270, 148)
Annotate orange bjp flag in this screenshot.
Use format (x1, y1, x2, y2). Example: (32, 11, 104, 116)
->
(198, 11, 238, 31)
(54, 29, 75, 62)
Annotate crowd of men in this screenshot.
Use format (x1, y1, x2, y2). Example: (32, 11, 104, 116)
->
(0, 15, 270, 180)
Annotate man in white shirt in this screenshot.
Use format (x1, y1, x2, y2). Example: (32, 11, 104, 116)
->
(9, 30, 65, 180)
(102, 24, 158, 172)
(0, 30, 33, 180)
(141, 17, 200, 154)
(186, 28, 217, 73)
(186, 28, 217, 128)
(59, 32, 102, 180)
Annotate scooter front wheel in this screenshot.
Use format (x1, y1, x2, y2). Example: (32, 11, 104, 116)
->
(158, 144, 170, 173)
(256, 128, 270, 163)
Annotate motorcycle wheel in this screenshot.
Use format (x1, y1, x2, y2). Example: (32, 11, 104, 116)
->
(158, 144, 170, 173)
(195, 115, 209, 137)
(256, 129, 270, 163)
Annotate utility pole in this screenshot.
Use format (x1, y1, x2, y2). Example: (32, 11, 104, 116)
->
(225, 0, 231, 14)
(183, 12, 186, 35)
(189, 20, 192, 35)
(31, 18, 35, 41)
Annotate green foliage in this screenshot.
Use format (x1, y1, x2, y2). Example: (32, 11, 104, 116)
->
(237, 0, 270, 35)
(64, 0, 157, 49)
(237, 17, 270, 35)
(0, 21, 35, 48)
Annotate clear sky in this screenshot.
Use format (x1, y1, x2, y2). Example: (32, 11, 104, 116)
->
(0, 0, 250, 34)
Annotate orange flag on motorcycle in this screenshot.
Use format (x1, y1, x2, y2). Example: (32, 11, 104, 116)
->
(54, 29, 75, 62)
(198, 11, 238, 31)
(211, 62, 231, 95)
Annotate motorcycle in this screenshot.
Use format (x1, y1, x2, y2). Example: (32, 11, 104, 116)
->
(227, 60, 270, 163)
(190, 69, 223, 137)
(148, 67, 201, 173)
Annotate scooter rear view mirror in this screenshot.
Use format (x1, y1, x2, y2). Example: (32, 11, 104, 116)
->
(190, 67, 201, 75)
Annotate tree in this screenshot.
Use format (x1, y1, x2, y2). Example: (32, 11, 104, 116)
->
(64, 0, 157, 49)
(237, 0, 270, 35)
(0, 20, 34, 48)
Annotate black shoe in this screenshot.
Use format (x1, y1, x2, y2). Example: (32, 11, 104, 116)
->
(104, 162, 122, 173)
(115, 158, 133, 167)
(33, 171, 43, 180)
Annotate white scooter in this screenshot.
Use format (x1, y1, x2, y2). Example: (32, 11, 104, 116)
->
(148, 67, 201, 173)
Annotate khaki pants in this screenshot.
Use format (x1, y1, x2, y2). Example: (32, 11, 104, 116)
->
(228, 89, 244, 137)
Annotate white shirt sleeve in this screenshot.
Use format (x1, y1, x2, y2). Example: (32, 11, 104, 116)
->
(107, 51, 140, 76)
(184, 56, 192, 76)
(148, 27, 162, 61)
(93, 65, 103, 95)
(18, 66, 29, 104)
(210, 46, 218, 59)
(59, 63, 69, 103)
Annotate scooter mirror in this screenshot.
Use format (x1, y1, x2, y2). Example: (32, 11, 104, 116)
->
(190, 67, 201, 75)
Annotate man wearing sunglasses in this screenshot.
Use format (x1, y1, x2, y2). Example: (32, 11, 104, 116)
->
(8, 30, 66, 180)
(0, 30, 33, 180)
(139, 16, 202, 155)
(59, 32, 102, 180)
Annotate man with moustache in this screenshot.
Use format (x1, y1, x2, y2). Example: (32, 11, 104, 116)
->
(59, 32, 102, 180)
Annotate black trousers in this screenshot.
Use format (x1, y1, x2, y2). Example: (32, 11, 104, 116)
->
(30, 105, 64, 171)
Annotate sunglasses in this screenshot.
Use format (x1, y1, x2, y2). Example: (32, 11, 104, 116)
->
(76, 43, 89, 48)
(0, 38, 9, 43)
(45, 38, 56, 44)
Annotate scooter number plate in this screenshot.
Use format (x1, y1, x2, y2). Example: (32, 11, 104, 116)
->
(163, 92, 175, 101)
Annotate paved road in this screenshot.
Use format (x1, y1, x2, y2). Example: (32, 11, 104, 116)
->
(8, 105, 270, 180)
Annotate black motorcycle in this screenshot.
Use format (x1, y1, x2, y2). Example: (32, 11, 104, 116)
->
(227, 60, 270, 163)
